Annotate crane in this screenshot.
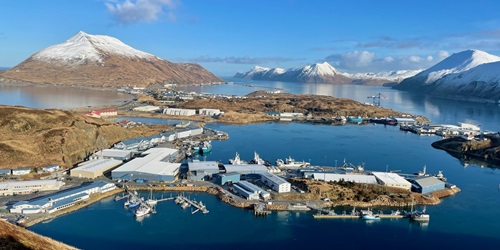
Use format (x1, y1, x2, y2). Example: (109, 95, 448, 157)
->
(367, 93, 387, 106)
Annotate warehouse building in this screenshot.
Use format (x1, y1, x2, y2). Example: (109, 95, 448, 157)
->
(0, 179, 65, 196)
(236, 180, 271, 200)
(70, 159, 122, 179)
(168, 126, 203, 141)
(372, 172, 412, 190)
(133, 105, 161, 112)
(312, 173, 377, 184)
(232, 183, 260, 200)
(260, 173, 291, 193)
(114, 133, 167, 151)
(111, 148, 180, 182)
(217, 172, 241, 185)
(187, 161, 220, 181)
(223, 164, 269, 175)
(11, 168, 31, 176)
(409, 176, 446, 194)
(10, 181, 115, 214)
(199, 108, 221, 117)
(90, 149, 134, 161)
(163, 108, 196, 116)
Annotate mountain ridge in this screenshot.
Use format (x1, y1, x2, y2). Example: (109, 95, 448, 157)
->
(0, 31, 222, 87)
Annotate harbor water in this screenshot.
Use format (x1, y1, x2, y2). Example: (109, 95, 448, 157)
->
(2, 80, 500, 248)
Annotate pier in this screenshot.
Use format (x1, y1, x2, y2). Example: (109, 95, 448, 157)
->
(175, 194, 209, 214)
(254, 203, 270, 217)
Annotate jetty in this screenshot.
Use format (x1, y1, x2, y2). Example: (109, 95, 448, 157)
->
(175, 194, 209, 214)
(312, 207, 407, 220)
(254, 203, 270, 217)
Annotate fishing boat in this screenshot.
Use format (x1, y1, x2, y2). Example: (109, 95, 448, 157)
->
(145, 189, 157, 206)
(125, 197, 141, 208)
(135, 204, 151, 217)
(369, 118, 398, 126)
(362, 214, 380, 220)
(410, 198, 430, 222)
(249, 151, 270, 165)
(229, 152, 247, 165)
(200, 141, 212, 154)
(276, 156, 310, 168)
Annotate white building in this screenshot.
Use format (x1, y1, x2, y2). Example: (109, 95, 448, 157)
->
(237, 180, 271, 200)
(163, 108, 196, 116)
(199, 108, 221, 116)
(260, 173, 291, 193)
(312, 173, 378, 184)
(133, 105, 161, 112)
(71, 159, 123, 179)
(85, 109, 117, 118)
(111, 148, 181, 182)
(11, 168, 31, 176)
(90, 149, 134, 161)
(42, 164, 60, 173)
(10, 181, 115, 214)
(371, 172, 412, 190)
(0, 179, 65, 196)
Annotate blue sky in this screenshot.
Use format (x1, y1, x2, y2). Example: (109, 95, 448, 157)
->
(2, 0, 500, 76)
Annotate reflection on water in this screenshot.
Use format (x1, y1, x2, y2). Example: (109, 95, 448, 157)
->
(178, 77, 500, 131)
(0, 83, 132, 109)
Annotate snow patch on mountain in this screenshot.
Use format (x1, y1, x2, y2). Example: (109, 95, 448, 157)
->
(33, 31, 156, 65)
(342, 69, 422, 82)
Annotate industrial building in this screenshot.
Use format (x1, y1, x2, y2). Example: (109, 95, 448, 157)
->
(11, 168, 31, 176)
(71, 159, 123, 179)
(409, 176, 446, 194)
(85, 109, 117, 118)
(223, 164, 269, 175)
(372, 172, 412, 190)
(187, 161, 220, 181)
(111, 148, 180, 182)
(199, 108, 221, 116)
(236, 180, 271, 200)
(233, 183, 260, 200)
(90, 149, 134, 161)
(10, 181, 116, 214)
(217, 172, 240, 185)
(42, 164, 60, 173)
(312, 173, 378, 184)
(163, 108, 196, 116)
(167, 127, 203, 141)
(133, 105, 161, 112)
(113, 133, 167, 151)
(0, 179, 65, 196)
(260, 173, 291, 193)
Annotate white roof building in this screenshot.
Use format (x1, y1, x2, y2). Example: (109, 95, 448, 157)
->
(223, 164, 269, 174)
(90, 149, 134, 161)
(71, 159, 123, 179)
(261, 173, 291, 193)
(312, 173, 378, 184)
(111, 148, 180, 182)
(371, 172, 412, 190)
(0, 179, 65, 196)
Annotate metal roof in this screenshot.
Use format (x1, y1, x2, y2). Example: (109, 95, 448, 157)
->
(0, 179, 61, 190)
(261, 173, 289, 185)
(312, 173, 377, 184)
(223, 164, 268, 174)
(413, 176, 445, 187)
(72, 159, 122, 173)
(112, 148, 180, 176)
(372, 172, 411, 186)
(188, 161, 219, 172)
(96, 149, 133, 158)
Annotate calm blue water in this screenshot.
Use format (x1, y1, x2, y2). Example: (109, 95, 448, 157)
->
(2, 80, 500, 248)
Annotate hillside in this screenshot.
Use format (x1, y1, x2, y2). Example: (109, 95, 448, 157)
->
(0, 220, 76, 250)
(0, 105, 171, 169)
(0, 31, 222, 87)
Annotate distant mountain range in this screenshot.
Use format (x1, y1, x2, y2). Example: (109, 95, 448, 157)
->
(234, 62, 421, 85)
(394, 49, 500, 101)
(0, 31, 221, 87)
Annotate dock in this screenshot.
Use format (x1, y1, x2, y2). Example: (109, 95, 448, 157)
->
(175, 194, 209, 214)
(313, 214, 405, 219)
(114, 193, 130, 201)
(254, 203, 270, 216)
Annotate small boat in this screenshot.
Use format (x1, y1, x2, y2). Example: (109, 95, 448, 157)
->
(363, 215, 381, 220)
(369, 118, 398, 126)
(125, 197, 141, 208)
(276, 156, 310, 168)
(347, 116, 363, 123)
(135, 205, 151, 217)
(145, 189, 157, 206)
(200, 141, 212, 154)
(181, 202, 191, 209)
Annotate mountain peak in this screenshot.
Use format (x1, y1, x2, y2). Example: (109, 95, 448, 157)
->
(302, 61, 338, 76)
(32, 31, 155, 65)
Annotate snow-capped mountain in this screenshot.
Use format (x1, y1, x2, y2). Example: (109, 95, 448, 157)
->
(1, 31, 221, 87)
(234, 62, 418, 85)
(395, 49, 500, 93)
(234, 62, 351, 84)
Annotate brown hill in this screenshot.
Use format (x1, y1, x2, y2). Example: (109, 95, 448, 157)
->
(0, 105, 171, 170)
(0, 31, 222, 87)
(0, 220, 76, 250)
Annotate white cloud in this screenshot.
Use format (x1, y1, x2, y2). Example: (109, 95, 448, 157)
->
(383, 56, 394, 62)
(325, 50, 375, 69)
(408, 55, 421, 63)
(426, 55, 433, 61)
(106, 0, 179, 24)
(438, 50, 450, 59)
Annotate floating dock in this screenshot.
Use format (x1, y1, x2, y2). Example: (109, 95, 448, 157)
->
(175, 194, 209, 214)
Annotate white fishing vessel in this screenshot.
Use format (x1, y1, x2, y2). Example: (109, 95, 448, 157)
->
(135, 204, 151, 217)
(276, 156, 310, 168)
